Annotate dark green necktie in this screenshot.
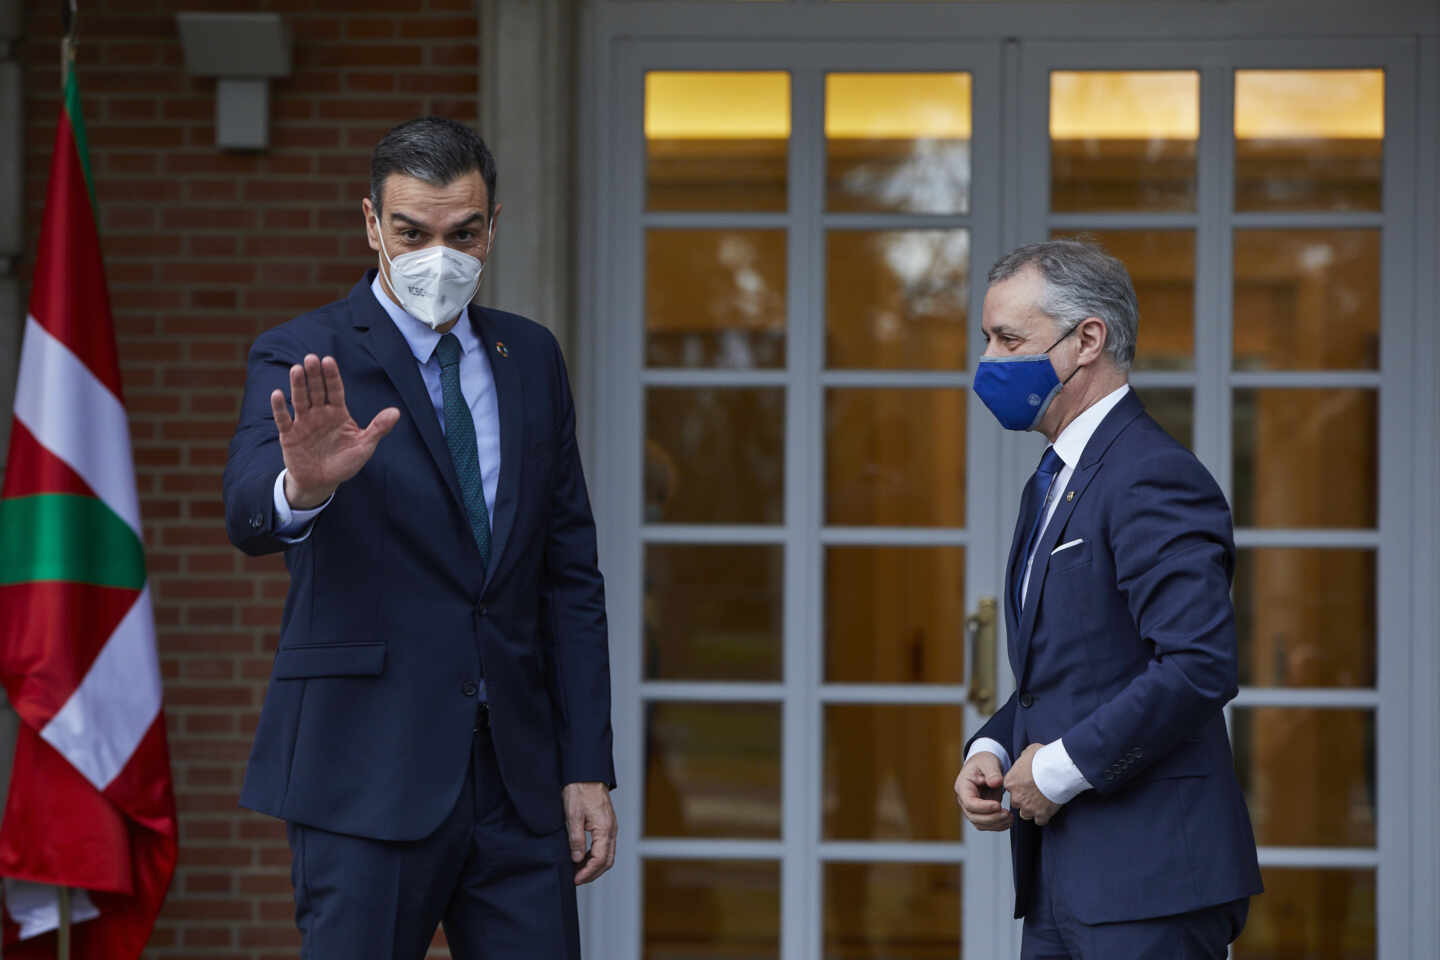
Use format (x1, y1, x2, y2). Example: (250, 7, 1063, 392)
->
(435, 333, 491, 569)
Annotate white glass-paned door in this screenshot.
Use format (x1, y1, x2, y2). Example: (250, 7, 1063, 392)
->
(595, 40, 1013, 960)
(1018, 38, 1420, 960)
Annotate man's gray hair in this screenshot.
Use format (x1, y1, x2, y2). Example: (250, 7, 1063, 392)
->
(987, 239, 1139, 370)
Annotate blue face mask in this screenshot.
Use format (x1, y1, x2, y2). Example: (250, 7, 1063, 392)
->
(974, 325, 1080, 431)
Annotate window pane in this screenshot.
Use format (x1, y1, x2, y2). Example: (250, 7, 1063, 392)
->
(1235, 70, 1384, 212)
(824, 862, 960, 960)
(825, 546, 966, 684)
(647, 229, 786, 370)
(1235, 549, 1376, 688)
(646, 387, 785, 525)
(645, 859, 780, 960)
(1233, 230, 1380, 372)
(826, 389, 966, 527)
(823, 704, 966, 842)
(1232, 389, 1376, 529)
(645, 702, 781, 839)
(646, 545, 783, 682)
(646, 71, 789, 212)
(1231, 708, 1375, 847)
(826, 230, 969, 370)
(1232, 868, 1375, 959)
(1050, 229, 1193, 371)
(826, 73, 971, 214)
(1050, 71, 1198, 212)
(1133, 388, 1192, 451)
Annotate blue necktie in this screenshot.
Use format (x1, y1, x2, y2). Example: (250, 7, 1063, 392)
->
(436, 333, 491, 569)
(1014, 446, 1065, 614)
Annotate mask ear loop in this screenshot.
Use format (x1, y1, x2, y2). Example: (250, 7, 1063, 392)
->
(468, 220, 497, 304)
(374, 213, 398, 272)
(1045, 320, 1087, 388)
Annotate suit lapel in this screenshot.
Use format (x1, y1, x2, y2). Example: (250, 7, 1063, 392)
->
(472, 308, 524, 586)
(1014, 460, 1103, 674)
(1012, 389, 1147, 678)
(348, 276, 466, 513)
(1003, 491, 1031, 674)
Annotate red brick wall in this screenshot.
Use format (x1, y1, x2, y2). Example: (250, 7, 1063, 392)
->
(20, 2, 479, 956)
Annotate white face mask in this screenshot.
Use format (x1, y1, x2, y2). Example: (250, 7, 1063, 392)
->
(375, 220, 493, 330)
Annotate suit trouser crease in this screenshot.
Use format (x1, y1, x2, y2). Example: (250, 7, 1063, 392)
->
(287, 715, 581, 960)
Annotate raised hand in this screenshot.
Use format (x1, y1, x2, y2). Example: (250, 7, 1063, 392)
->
(270, 354, 400, 508)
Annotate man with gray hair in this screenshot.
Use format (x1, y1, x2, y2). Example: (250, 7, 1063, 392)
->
(224, 117, 615, 958)
(954, 239, 1261, 958)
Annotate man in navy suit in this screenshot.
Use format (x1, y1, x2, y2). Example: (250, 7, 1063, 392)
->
(223, 117, 614, 959)
(954, 240, 1261, 958)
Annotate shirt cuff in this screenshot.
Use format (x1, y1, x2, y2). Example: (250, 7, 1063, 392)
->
(1032, 739, 1093, 805)
(272, 469, 331, 542)
(965, 737, 1012, 773)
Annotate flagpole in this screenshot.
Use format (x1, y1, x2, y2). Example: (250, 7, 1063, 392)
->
(56, 2, 78, 957)
(60, 0, 76, 91)
(57, 887, 72, 960)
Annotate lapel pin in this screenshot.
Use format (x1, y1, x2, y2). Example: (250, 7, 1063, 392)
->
(1066, 491, 1075, 502)
(495, 341, 509, 358)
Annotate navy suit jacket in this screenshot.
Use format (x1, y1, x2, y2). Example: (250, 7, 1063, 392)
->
(969, 390, 1262, 923)
(223, 273, 613, 841)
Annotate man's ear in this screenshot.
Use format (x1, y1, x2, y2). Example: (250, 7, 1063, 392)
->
(487, 201, 503, 251)
(362, 197, 380, 253)
(1076, 316, 1109, 365)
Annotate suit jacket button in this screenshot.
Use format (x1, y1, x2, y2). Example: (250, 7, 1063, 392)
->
(1019, 693, 1034, 709)
(462, 681, 479, 697)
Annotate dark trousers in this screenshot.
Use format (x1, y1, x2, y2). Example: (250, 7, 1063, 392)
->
(286, 709, 581, 960)
(1021, 833, 1249, 960)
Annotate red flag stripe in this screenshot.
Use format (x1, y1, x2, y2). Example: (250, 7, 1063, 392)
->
(0, 582, 140, 730)
(24, 108, 124, 400)
(101, 713, 180, 841)
(0, 420, 97, 501)
(0, 726, 132, 894)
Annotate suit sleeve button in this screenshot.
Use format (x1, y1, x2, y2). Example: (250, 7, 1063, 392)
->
(250, 513, 264, 529)
(462, 681, 479, 697)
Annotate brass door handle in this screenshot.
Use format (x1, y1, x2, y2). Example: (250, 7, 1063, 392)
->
(966, 595, 998, 715)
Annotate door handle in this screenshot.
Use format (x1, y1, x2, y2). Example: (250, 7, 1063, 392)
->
(966, 595, 998, 715)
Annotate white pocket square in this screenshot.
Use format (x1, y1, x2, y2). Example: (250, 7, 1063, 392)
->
(1051, 538, 1085, 556)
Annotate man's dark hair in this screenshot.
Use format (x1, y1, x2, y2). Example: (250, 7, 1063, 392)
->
(987, 238, 1140, 370)
(370, 116, 497, 218)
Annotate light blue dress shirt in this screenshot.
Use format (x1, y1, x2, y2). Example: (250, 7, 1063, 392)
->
(272, 277, 503, 538)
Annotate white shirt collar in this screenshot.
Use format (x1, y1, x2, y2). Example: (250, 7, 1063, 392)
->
(370, 273, 479, 365)
(1050, 384, 1131, 469)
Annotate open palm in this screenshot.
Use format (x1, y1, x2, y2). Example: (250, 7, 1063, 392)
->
(270, 354, 400, 508)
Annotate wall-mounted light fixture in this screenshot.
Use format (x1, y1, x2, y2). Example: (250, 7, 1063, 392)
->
(175, 13, 291, 151)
